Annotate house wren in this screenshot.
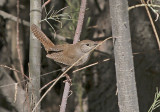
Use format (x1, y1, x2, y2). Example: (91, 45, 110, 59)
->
(31, 24, 97, 66)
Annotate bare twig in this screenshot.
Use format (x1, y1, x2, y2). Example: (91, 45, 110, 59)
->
(0, 65, 21, 73)
(60, 0, 87, 112)
(73, 58, 110, 73)
(73, 0, 87, 44)
(128, 4, 160, 11)
(17, 0, 25, 79)
(39, 78, 57, 92)
(128, 3, 160, 21)
(0, 10, 30, 26)
(0, 65, 28, 79)
(141, 0, 160, 50)
(59, 82, 70, 112)
(42, 0, 51, 9)
(12, 65, 22, 88)
(0, 69, 61, 88)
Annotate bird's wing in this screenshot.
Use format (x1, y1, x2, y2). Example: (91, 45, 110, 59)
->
(49, 44, 69, 51)
(31, 24, 55, 52)
(46, 52, 77, 66)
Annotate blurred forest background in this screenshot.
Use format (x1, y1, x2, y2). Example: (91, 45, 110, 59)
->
(0, 0, 160, 112)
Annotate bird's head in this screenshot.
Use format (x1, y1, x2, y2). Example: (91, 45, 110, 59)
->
(77, 40, 98, 53)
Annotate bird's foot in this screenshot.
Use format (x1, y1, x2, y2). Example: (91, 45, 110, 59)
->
(63, 74, 72, 85)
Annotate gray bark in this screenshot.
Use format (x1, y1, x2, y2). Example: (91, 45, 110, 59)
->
(29, 0, 41, 111)
(109, 0, 139, 112)
(0, 68, 28, 112)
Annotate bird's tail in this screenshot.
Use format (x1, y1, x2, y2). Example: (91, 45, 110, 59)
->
(31, 24, 55, 52)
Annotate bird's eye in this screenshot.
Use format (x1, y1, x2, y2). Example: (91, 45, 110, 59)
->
(86, 44, 89, 46)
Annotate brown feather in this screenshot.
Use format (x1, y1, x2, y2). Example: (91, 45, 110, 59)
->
(31, 24, 55, 52)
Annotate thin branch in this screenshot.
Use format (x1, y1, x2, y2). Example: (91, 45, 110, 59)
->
(12, 65, 22, 88)
(0, 68, 61, 88)
(0, 65, 21, 73)
(0, 10, 30, 26)
(128, 4, 160, 11)
(141, 0, 160, 50)
(60, 0, 87, 112)
(0, 65, 28, 79)
(59, 81, 70, 112)
(39, 78, 57, 92)
(42, 0, 51, 9)
(17, 0, 25, 79)
(73, 0, 87, 44)
(73, 58, 110, 73)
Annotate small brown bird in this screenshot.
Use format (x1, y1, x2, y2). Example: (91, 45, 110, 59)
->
(31, 24, 97, 66)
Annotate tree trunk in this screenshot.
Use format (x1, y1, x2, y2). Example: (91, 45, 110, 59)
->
(109, 0, 139, 112)
(28, 0, 41, 111)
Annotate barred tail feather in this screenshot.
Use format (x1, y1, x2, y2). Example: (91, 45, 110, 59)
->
(31, 24, 55, 51)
